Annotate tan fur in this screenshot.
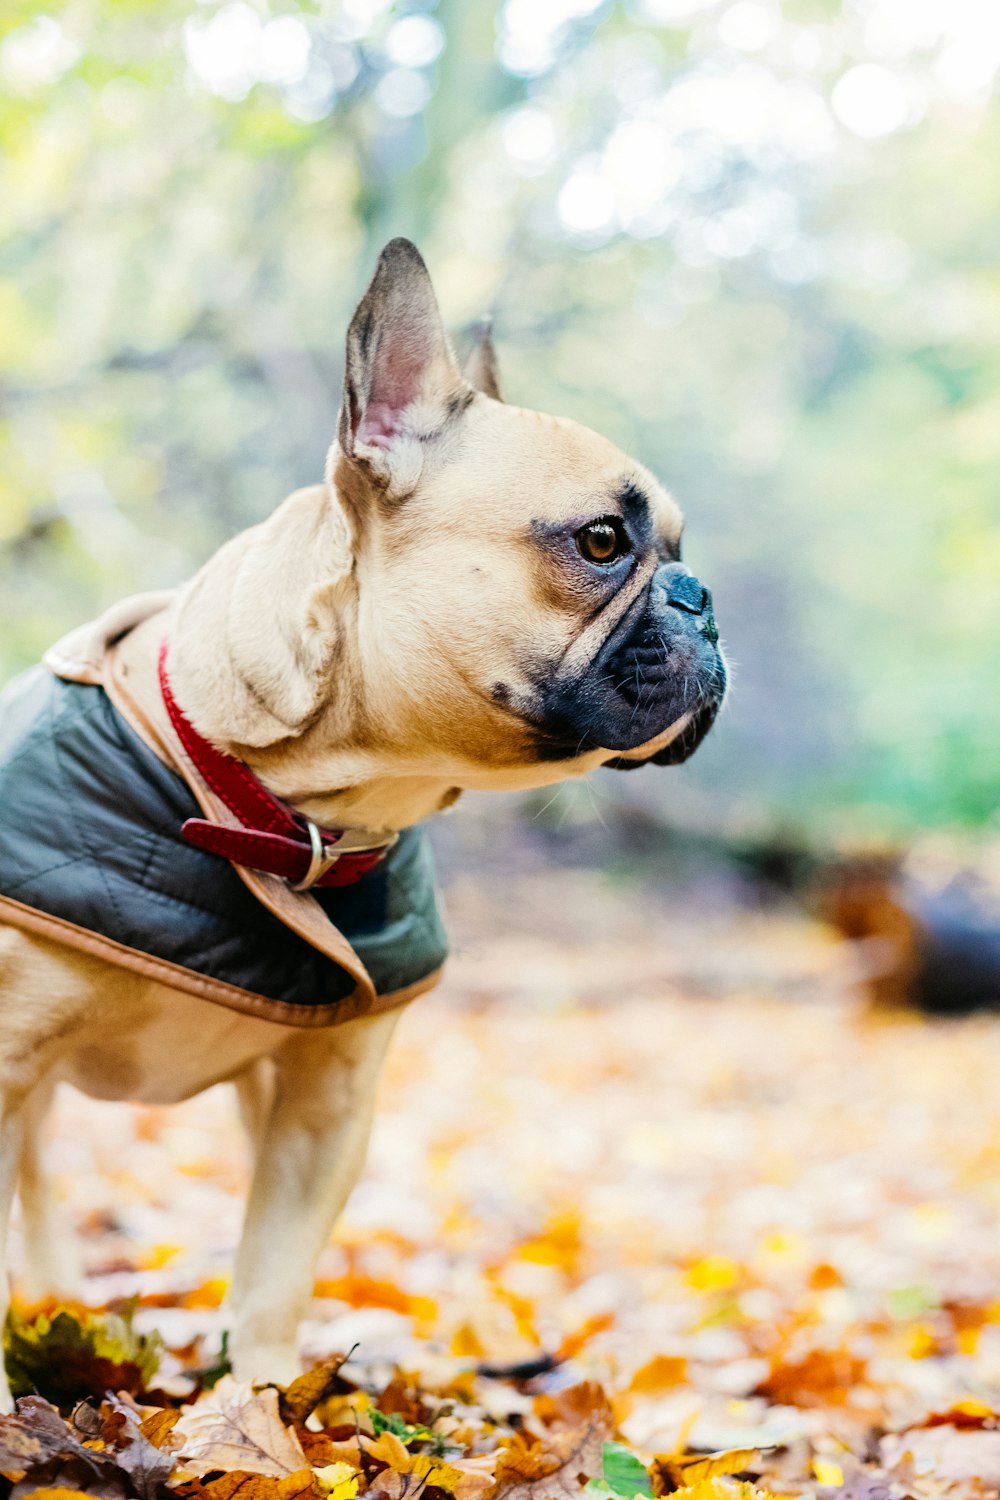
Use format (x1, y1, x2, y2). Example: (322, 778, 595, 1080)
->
(0, 241, 697, 1408)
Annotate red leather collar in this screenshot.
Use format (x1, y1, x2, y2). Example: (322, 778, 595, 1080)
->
(158, 639, 394, 890)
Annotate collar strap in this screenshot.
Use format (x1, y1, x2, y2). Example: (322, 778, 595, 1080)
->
(157, 639, 396, 890)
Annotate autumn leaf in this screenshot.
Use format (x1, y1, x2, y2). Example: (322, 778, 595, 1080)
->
(9, 1489, 102, 1500)
(654, 1450, 763, 1494)
(173, 1379, 308, 1478)
(138, 1411, 181, 1452)
(493, 1416, 610, 1500)
(667, 1484, 771, 1500)
(313, 1463, 360, 1500)
(881, 1426, 1000, 1488)
(916, 1399, 999, 1431)
(0, 1398, 82, 1476)
(753, 1348, 867, 1409)
(279, 1359, 355, 1427)
(0, 1394, 135, 1499)
(625, 1358, 688, 1397)
(172, 1469, 322, 1500)
(533, 1384, 615, 1436)
(455, 1460, 501, 1500)
(91, 1396, 175, 1500)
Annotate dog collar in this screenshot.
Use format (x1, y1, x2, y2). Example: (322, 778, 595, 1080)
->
(158, 639, 397, 891)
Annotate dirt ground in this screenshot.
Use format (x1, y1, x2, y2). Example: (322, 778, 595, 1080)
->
(23, 858, 1000, 1494)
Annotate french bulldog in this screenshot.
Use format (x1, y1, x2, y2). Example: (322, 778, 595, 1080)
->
(0, 239, 726, 1408)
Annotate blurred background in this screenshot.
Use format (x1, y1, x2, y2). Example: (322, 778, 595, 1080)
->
(1, 0, 998, 853)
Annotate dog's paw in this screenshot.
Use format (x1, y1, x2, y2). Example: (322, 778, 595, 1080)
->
(228, 1342, 302, 1388)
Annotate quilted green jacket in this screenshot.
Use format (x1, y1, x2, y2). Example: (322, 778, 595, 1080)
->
(0, 665, 448, 1025)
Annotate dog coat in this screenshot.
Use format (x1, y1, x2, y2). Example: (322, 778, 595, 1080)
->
(0, 600, 448, 1027)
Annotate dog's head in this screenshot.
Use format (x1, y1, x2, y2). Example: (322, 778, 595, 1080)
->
(323, 238, 726, 790)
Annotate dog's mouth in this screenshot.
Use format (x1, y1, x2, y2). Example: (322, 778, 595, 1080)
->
(600, 695, 723, 770)
(523, 610, 726, 767)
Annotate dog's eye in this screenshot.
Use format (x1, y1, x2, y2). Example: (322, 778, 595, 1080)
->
(576, 519, 628, 566)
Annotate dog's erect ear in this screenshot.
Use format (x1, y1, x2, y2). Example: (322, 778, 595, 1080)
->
(463, 318, 503, 401)
(337, 238, 468, 493)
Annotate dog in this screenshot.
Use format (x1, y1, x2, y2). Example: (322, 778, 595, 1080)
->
(0, 239, 726, 1408)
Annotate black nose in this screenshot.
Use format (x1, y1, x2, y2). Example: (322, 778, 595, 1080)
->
(660, 564, 711, 616)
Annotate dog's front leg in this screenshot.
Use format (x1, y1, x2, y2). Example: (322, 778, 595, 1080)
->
(18, 1078, 82, 1303)
(0, 1093, 30, 1412)
(227, 1007, 401, 1386)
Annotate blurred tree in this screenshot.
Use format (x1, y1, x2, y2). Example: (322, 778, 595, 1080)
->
(1, 0, 998, 835)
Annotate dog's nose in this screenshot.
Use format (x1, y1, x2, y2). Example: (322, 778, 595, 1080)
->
(659, 564, 711, 617)
(655, 563, 719, 646)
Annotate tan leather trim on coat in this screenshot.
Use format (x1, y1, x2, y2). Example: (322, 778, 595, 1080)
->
(0, 892, 427, 1026)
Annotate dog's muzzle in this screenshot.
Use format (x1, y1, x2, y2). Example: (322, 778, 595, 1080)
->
(532, 562, 727, 766)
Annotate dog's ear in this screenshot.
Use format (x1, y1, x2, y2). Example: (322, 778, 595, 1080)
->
(337, 238, 469, 495)
(463, 318, 503, 401)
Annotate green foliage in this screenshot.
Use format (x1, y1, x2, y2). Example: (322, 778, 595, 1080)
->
(369, 1409, 435, 1446)
(586, 1441, 654, 1498)
(1, 0, 997, 834)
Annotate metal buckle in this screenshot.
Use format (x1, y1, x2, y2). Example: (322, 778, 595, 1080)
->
(289, 819, 398, 893)
(290, 820, 339, 892)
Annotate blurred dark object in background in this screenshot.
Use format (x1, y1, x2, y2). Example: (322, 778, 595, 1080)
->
(818, 854, 1000, 1016)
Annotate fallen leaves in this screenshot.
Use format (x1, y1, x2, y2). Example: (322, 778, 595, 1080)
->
(753, 1347, 868, 1410)
(173, 1380, 308, 1478)
(21, 873, 1000, 1500)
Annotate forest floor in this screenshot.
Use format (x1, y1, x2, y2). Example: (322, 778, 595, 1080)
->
(8, 857, 1000, 1500)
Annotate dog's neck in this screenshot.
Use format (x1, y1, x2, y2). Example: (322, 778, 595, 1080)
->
(164, 484, 464, 832)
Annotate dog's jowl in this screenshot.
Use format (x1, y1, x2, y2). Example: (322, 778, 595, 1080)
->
(0, 239, 726, 1409)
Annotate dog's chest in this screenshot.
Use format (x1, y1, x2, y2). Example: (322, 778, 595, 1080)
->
(57, 984, 290, 1104)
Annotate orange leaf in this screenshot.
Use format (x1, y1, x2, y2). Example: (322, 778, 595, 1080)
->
(627, 1356, 689, 1396)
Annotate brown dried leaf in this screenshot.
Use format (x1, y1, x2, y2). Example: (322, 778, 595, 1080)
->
(96, 1397, 175, 1500)
(280, 1359, 354, 1427)
(138, 1411, 181, 1452)
(881, 1426, 1000, 1488)
(492, 1418, 608, 1500)
(532, 1384, 615, 1436)
(754, 1348, 867, 1408)
(0, 1398, 80, 1477)
(173, 1468, 321, 1500)
(173, 1379, 307, 1479)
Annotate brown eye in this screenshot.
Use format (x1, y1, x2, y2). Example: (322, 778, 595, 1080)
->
(576, 519, 627, 566)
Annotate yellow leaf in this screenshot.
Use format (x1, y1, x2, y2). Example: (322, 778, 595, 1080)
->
(677, 1446, 761, 1482)
(670, 1481, 773, 1500)
(314, 1462, 360, 1500)
(686, 1257, 739, 1293)
(407, 1455, 465, 1492)
(812, 1460, 844, 1487)
(14, 1490, 95, 1500)
(906, 1323, 937, 1359)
